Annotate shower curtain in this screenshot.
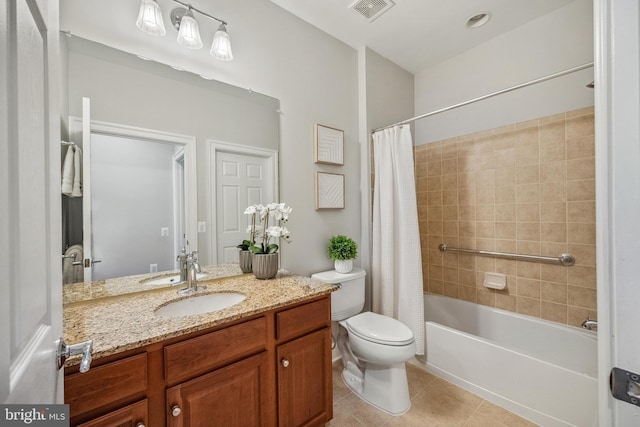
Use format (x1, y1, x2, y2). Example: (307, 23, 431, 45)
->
(372, 125, 425, 354)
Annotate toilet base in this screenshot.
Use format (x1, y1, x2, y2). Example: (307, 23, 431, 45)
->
(341, 361, 411, 416)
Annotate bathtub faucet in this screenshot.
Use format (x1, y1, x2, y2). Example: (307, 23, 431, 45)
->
(581, 316, 597, 331)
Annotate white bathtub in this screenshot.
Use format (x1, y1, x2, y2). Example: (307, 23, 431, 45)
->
(421, 295, 598, 427)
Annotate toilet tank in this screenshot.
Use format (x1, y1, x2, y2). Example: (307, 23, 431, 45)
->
(311, 268, 366, 321)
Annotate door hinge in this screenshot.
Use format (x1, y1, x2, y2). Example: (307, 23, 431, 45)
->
(610, 367, 640, 407)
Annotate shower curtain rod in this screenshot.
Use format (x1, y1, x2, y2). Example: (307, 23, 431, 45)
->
(371, 61, 594, 134)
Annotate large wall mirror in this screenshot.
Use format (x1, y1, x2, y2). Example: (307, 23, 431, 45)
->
(60, 35, 280, 299)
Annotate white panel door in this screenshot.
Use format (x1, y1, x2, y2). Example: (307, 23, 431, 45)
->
(0, 0, 62, 403)
(216, 151, 274, 263)
(595, 0, 640, 426)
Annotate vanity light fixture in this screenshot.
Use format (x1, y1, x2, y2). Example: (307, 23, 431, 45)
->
(136, 0, 233, 61)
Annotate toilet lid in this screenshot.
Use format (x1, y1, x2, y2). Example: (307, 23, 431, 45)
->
(345, 312, 415, 346)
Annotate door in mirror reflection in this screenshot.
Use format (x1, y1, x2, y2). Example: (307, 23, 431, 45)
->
(214, 147, 276, 264)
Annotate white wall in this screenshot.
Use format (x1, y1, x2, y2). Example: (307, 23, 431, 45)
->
(91, 134, 176, 279)
(414, 0, 594, 145)
(60, 0, 360, 276)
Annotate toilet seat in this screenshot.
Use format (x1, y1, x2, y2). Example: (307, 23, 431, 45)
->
(345, 311, 414, 346)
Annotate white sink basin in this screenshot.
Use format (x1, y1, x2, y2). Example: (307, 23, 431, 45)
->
(155, 292, 246, 317)
(143, 273, 206, 286)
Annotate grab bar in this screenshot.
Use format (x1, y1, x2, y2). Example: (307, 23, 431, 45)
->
(438, 244, 575, 266)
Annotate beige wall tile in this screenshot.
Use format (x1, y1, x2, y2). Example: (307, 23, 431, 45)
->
(568, 243, 596, 267)
(540, 140, 567, 162)
(540, 182, 567, 202)
(566, 179, 595, 201)
(517, 297, 541, 318)
(566, 135, 595, 159)
(495, 185, 516, 204)
(495, 222, 516, 239)
(541, 281, 568, 304)
(539, 120, 565, 142)
(540, 202, 567, 223)
(517, 222, 540, 241)
(516, 183, 540, 204)
(516, 203, 540, 222)
(568, 222, 596, 244)
(566, 114, 595, 138)
(496, 204, 516, 221)
(567, 157, 595, 180)
(567, 201, 596, 222)
(540, 264, 568, 284)
(540, 161, 567, 183)
(496, 293, 517, 312)
(516, 165, 539, 184)
(414, 108, 596, 327)
(516, 278, 541, 298)
(541, 223, 567, 243)
(568, 286, 597, 309)
(568, 265, 597, 289)
(541, 301, 568, 324)
(565, 106, 594, 118)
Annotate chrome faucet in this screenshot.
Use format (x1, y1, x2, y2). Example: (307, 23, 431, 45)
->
(581, 316, 598, 331)
(178, 250, 205, 295)
(177, 247, 188, 283)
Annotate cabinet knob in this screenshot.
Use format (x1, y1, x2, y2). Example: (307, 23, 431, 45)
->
(135, 423, 146, 427)
(281, 358, 290, 368)
(171, 406, 182, 417)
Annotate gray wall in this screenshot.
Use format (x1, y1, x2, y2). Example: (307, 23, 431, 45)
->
(414, 0, 594, 145)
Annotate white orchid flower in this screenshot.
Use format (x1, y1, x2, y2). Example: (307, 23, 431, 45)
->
(244, 205, 257, 215)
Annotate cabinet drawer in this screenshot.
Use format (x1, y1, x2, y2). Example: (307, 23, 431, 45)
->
(76, 399, 147, 427)
(65, 353, 147, 418)
(164, 317, 267, 384)
(276, 297, 330, 342)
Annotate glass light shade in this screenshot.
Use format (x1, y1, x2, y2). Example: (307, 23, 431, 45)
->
(136, 0, 166, 36)
(176, 9, 203, 50)
(210, 24, 233, 61)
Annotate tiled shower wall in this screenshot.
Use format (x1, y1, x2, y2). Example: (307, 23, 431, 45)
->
(415, 107, 596, 327)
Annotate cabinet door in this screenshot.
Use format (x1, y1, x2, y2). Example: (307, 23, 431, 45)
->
(76, 399, 147, 427)
(277, 329, 332, 427)
(166, 352, 270, 427)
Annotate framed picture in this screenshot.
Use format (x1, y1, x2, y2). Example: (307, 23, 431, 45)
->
(314, 124, 344, 165)
(315, 172, 345, 210)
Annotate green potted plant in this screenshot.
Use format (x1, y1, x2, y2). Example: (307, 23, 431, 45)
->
(236, 239, 253, 273)
(328, 235, 358, 273)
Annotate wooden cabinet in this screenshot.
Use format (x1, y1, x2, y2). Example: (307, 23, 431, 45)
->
(76, 400, 147, 427)
(65, 295, 332, 427)
(166, 353, 269, 427)
(275, 297, 332, 427)
(277, 329, 332, 427)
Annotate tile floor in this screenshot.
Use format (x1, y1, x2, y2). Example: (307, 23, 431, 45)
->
(327, 360, 539, 427)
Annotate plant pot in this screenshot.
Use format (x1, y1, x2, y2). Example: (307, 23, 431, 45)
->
(252, 253, 279, 280)
(334, 259, 353, 274)
(239, 250, 252, 274)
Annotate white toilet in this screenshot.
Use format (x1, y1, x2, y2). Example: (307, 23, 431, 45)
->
(311, 268, 415, 415)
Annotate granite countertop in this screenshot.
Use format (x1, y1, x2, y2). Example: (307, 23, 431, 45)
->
(63, 264, 244, 304)
(63, 271, 336, 366)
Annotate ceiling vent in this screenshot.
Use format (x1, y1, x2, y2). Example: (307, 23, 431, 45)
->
(350, 0, 395, 23)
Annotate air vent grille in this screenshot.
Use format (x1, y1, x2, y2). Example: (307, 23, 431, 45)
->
(350, 0, 395, 22)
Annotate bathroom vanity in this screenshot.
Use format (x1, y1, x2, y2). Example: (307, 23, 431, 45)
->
(63, 273, 335, 426)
